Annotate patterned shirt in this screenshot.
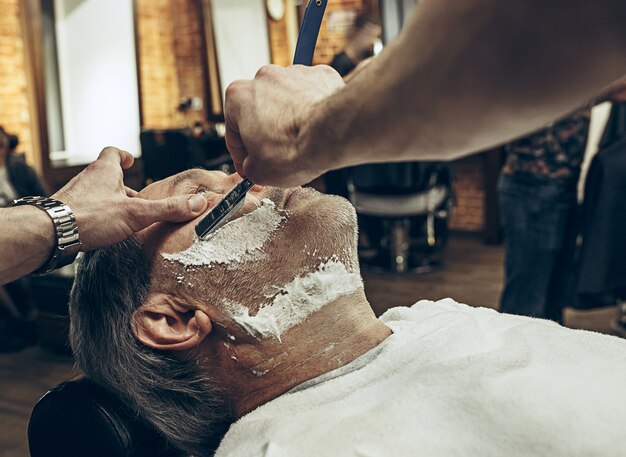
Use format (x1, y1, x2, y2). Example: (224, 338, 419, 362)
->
(503, 108, 591, 184)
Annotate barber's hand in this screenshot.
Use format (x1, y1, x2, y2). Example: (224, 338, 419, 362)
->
(225, 64, 345, 187)
(52, 147, 208, 250)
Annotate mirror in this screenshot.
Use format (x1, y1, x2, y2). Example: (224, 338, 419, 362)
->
(41, 0, 141, 167)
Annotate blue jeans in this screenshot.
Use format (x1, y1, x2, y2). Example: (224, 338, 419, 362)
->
(498, 174, 579, 322)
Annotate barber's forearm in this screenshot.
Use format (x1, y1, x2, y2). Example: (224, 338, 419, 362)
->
(0, 207, 54, 285)
(302, 0, 626, 167)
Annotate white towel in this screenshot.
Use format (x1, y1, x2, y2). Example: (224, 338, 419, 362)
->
(215, 299, 626, 457)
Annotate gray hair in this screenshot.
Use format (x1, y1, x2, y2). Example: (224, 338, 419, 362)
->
(69, 237, 233, 456)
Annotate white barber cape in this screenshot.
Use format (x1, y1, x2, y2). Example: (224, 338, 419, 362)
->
(215, 299, 626, 457)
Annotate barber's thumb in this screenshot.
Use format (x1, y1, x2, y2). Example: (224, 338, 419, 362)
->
(187, 194, 208, 214)
(145, 194, 208, 224)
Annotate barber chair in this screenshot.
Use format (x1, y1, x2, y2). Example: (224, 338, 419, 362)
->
(28, 377, 183, 457)
(140, 127, 233, 184)
(348, 162, 452, 273)
(189, 129, 233, 174)
(30, 266, 75, 353)
(140, 129, 194, 183)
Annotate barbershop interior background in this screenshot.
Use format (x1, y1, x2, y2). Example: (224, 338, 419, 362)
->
(1, 0, 625, 455)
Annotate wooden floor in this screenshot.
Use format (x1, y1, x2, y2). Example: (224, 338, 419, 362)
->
(0, 234, 619, 456)
(364, 234, 505, 314)
(363, 234, 619, 336)
(0, 348, 75, 457)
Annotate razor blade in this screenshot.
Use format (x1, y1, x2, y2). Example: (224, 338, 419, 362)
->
(195, 178, 254, 239)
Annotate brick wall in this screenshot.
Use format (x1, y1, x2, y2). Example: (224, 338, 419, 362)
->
(449, 155, 485, 232)
(0, 0, 34, 164)
(136, 0, 206, 129)
(170, 0, 208, 123)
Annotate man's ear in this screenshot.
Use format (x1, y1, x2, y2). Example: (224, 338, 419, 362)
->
(131, 293, 212, 351)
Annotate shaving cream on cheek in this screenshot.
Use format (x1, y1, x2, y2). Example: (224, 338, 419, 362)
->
(161, 199, 284, 268)
(222, 259, 363, 342)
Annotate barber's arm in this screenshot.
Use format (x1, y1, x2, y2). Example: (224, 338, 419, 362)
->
(0, 147, 207, 286)
(226, 0, 626, 187)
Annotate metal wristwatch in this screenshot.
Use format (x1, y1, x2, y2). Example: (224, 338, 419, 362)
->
(8, 196, 82, 275)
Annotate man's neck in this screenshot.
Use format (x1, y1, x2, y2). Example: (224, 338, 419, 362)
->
(205, 289, 391, 417)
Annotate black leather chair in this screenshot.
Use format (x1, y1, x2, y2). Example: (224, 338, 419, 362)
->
(140, 129, 194, 183)
(140, 128, 234, 185)
(28, 377, 184, 457)
(347, 162, 453, 273)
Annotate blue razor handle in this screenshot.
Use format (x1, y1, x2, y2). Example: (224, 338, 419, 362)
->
(293, 0, 328, 66)
(195, 0, 328, 240)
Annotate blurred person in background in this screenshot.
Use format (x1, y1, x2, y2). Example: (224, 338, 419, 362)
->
(576, 79, 626, 335)
(0, 127, 49, 206)
(498, 109, 591, 323)
(330, 15, 381, 78)
(0, 126, 50, 350)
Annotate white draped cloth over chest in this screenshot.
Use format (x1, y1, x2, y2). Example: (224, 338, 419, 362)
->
(216, 299, 626, 457)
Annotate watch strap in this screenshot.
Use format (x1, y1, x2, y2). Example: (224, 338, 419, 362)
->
(8, 196, 82, 275)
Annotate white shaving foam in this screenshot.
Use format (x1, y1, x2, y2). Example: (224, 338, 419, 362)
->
(162, 199, 284, 267)
(222, 260, 363, 342)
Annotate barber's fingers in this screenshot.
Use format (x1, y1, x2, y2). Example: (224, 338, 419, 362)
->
(225, 123, 247, 176)
(225, 80, 249, 176)
(97, 146, 135, 170)
(125, 194, 208, 232)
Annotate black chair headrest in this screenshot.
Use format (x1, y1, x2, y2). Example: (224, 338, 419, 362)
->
(28, 377, 184, 457)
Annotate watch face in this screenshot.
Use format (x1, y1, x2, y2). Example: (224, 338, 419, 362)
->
(267, 0, 285, 21)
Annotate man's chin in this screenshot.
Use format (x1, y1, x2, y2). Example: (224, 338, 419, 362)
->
(262, 185, 359, 261)
(286, 186, 350, 208)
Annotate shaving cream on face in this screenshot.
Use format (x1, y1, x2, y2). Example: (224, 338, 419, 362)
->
(222, 259, 363, 342)
(162, 199, 284, 267)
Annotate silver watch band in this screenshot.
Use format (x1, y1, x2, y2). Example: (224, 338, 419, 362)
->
(8, 196, 82, 275)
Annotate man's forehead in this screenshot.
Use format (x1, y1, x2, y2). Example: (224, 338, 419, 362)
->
(168, 169, 210, 191)
(141, 169, 210, 198)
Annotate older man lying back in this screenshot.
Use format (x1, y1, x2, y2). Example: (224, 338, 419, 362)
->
(70, 169, 626, 457)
